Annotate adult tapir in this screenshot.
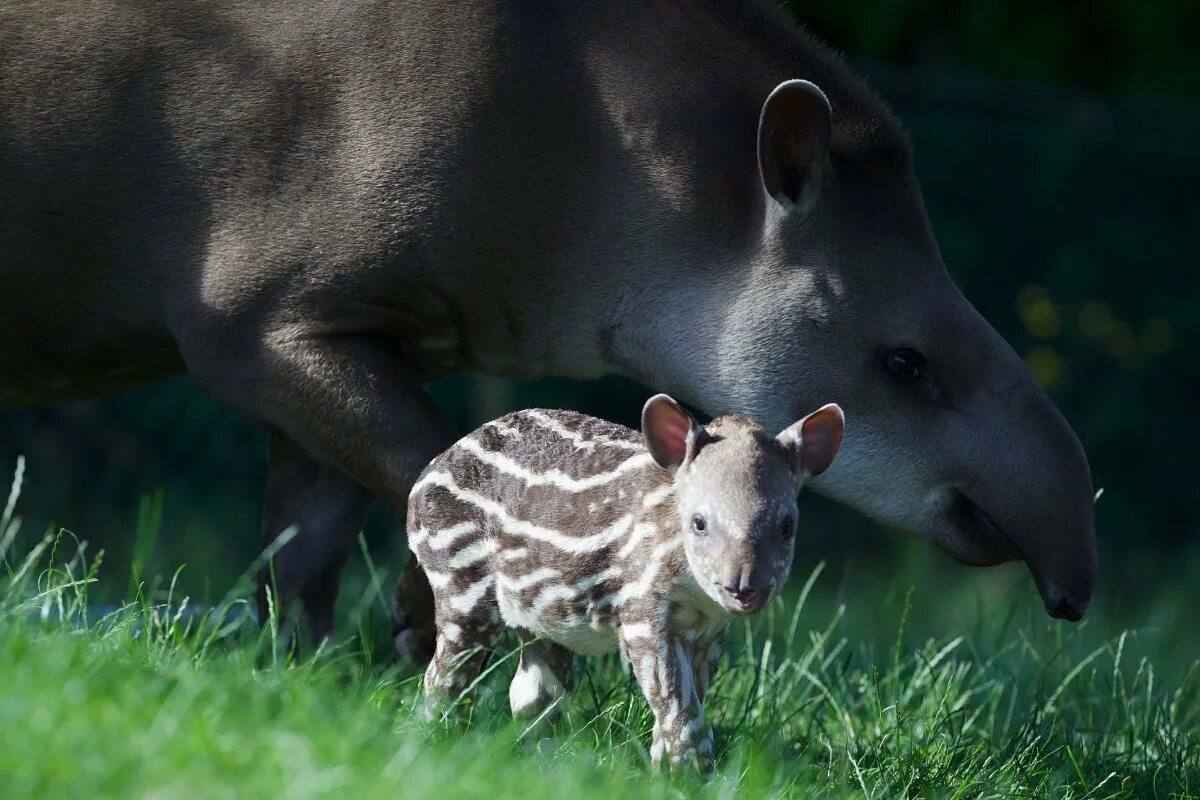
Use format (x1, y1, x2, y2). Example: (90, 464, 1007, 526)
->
(0, 0, 1096, 653)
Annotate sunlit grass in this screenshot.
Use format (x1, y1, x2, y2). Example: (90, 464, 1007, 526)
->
(0, 460, 1196, 799)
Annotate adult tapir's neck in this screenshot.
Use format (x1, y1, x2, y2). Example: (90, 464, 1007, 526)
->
(440, 1, 893, 405)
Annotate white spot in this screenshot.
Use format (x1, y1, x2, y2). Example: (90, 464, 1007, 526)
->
(621, 621, 653, 641)
(489, 421, 522, 438)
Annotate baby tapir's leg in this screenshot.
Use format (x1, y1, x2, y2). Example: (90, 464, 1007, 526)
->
(509, 633, 574, 722)
(409, 498, 503, 719)
(620, 621, 715, 772)
(422, 582, 501, 720)
(691, 630, 726, 703)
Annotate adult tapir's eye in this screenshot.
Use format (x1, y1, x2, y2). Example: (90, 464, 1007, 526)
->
(691, 514, 708, 534)
(885, 349, 925, 382)
(779, 517, 795, 538)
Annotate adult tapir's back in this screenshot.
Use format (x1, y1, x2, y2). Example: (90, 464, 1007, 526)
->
(0, 0, 870, 396)
(0, 0, 532, 403)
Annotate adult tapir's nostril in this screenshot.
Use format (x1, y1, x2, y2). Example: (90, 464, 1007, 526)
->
(1045, 591, 1086, 622)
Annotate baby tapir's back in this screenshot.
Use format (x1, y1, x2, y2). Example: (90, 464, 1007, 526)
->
(407, 409, 669, 653)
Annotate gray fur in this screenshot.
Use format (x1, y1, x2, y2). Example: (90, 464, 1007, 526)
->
(407, 396, 842, 771)
(0, 0, 1095, 644)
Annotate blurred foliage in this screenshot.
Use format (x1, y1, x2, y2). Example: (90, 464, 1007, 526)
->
(0, 1, 1196, 603)
(790, 0, 1200, 105)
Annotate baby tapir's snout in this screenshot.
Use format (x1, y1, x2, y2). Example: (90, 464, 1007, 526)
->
(719, 539, 773, 612)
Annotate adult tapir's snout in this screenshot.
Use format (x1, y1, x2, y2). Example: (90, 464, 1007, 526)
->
(955, 376, 1098, 621)
(792, 279, 1099, 621)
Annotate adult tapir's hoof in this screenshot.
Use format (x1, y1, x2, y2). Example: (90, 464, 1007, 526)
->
(392, 558, 437, 664)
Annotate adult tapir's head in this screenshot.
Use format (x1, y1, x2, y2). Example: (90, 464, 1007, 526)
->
(680, 78, 1097, 621)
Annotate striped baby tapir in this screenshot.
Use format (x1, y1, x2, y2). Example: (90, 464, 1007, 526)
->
(403, 393, 844, 771)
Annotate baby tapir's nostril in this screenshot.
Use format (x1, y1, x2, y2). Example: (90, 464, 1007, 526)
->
(723, 583, 761, 609)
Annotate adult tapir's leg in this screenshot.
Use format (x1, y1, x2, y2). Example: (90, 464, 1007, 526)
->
(179, 324, 456, 659)
(260, 433, 372, 643)
(392, 558, 438, 663)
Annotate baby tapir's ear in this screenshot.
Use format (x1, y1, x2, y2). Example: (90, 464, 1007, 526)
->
(642, 394, 705, 471)
(777, 403, 845, 479)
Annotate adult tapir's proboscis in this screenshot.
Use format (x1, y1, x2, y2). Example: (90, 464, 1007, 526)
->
(0, 0, 1097, 649)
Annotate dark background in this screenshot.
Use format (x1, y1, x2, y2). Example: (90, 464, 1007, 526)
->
(2, 1, 1196, 621)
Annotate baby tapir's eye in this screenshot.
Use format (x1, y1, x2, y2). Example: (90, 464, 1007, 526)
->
(691, 514, 708, 534)
(779, 517, 795, 538)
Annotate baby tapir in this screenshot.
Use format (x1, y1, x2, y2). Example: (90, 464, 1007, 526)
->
(404, 394, 844, 770)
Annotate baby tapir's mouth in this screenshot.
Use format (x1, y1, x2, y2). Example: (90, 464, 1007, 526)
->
(720, 582, 767, 614)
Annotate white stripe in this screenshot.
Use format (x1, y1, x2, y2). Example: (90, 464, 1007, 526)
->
(407, 526, 429, 548)
(618, 522, 659, 559)
(616, 538, 682, 604)
(498, 567, 562, 592)
(524, 410, 644, 451)
(423, 568, 453, 589)
(592, 591, 621, 609)
(456, 437, 653, 491)
(441, 622, 463, 641)
(500, 547, 528, 562)
(504, 512, 632, 553)
(447, 538, 498, 569)
(527, 583, 578, 618)
(642, 485, 675, 509)
(422, 521, 480, 551)
(622, 621, 653, 641)
(409, 472, 633, 553)
(449, 574, 495, 614)
(572, 566, 623, 592)
(516, 566, 621, 620)
(664, 697, 680, 732)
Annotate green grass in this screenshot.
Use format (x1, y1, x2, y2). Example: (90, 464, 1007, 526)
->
(0, 472, 1197, 798)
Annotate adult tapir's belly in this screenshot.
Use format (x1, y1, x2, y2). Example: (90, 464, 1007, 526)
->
(0, 259, 185, 410)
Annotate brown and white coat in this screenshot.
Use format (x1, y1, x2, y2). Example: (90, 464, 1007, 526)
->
(403, 394, 843, 771)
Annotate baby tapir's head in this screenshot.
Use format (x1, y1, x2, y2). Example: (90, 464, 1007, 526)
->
(642, 394, 844, 615)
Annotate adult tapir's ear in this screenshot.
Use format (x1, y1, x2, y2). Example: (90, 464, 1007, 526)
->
(757, 79, 832, 218)
(777, 403, 845, 479)
(642, 394, 705, 471)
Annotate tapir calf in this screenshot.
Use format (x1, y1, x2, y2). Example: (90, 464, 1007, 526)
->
(408, 395, 844, 771)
